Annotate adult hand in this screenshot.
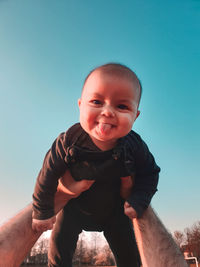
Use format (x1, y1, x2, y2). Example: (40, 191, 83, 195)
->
(124, 201, 138, 219)
(32, 216, 56, 233)
(54, 170, 95, 214)
(58, 171, 95, 198)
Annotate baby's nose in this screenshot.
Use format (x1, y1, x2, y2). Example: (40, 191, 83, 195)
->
(101, 105, 115, 117)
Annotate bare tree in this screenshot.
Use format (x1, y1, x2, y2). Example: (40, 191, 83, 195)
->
(22, 235, 49, 264)
(90, 232, 102, 262)
(73, 231, 92, 265)
(94, 243, 115, 266)
(173, 221, 200, 261)
(174, 230, 185, 249)
(184, 221, 200, 259)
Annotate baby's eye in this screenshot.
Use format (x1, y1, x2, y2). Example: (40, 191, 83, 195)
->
(91, 99, 102, 105)
(117, 104, 128, 110)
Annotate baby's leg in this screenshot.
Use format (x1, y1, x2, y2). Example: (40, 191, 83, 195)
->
(48, 205, 82, 266)
(120, 175, 134, 199)
(54, 170, 94, 214)
(104, 208, 140, 267)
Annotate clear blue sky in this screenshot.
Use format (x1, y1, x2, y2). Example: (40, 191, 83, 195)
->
(0, 0, 199, 233)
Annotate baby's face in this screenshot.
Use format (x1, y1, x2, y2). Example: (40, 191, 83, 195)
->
(78, 70, 140, 150)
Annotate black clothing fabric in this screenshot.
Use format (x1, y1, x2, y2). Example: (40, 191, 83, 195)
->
(33, 123, 160, 267)
(33, 123, 160, 220)
(48, 200, 141, 267)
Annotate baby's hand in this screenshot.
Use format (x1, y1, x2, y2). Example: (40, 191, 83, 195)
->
(32, 216, 56, 233)
(124, 201, 138, 219)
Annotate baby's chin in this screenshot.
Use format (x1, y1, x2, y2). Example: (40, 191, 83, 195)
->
(89, 132, 118, 150)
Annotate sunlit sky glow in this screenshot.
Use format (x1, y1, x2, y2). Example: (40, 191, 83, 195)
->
(0, 0, 199, 233)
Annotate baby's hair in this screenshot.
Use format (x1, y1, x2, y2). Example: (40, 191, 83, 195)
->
(82, 63, 142, 106)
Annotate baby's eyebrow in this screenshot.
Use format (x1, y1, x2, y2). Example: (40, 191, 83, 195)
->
(118, 99, 133, 105)
(90, 93, 103, 98)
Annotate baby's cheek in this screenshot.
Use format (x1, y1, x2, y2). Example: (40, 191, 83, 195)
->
(120, 115, 133, 132)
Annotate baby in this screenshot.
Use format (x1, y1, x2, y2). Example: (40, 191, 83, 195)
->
(32, 63, 160, 267)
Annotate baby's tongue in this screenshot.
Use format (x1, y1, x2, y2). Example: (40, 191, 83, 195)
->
(98, 123, 112, 134)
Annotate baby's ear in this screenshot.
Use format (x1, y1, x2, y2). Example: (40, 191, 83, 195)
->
(78, 98, 81, 107)
(136, 110, 140, 119)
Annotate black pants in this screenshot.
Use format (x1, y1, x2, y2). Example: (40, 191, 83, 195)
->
(48, 202, 140, 267)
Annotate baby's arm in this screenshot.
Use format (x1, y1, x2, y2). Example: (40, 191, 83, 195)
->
(121, 132, 160, 219)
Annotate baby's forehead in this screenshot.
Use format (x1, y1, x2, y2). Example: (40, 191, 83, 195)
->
(96, 70, 140, 92)
(85, 71, 140, 100)
(90, 69, 136, 85)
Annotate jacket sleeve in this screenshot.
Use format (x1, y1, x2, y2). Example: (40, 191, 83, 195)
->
(127, 136, 160, 218)
(32, 133, 68, 220)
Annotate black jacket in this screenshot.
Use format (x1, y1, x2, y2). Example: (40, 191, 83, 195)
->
(33, 123, 160, 220)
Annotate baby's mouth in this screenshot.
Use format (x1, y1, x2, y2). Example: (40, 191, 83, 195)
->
(97, 122, 113, 135)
